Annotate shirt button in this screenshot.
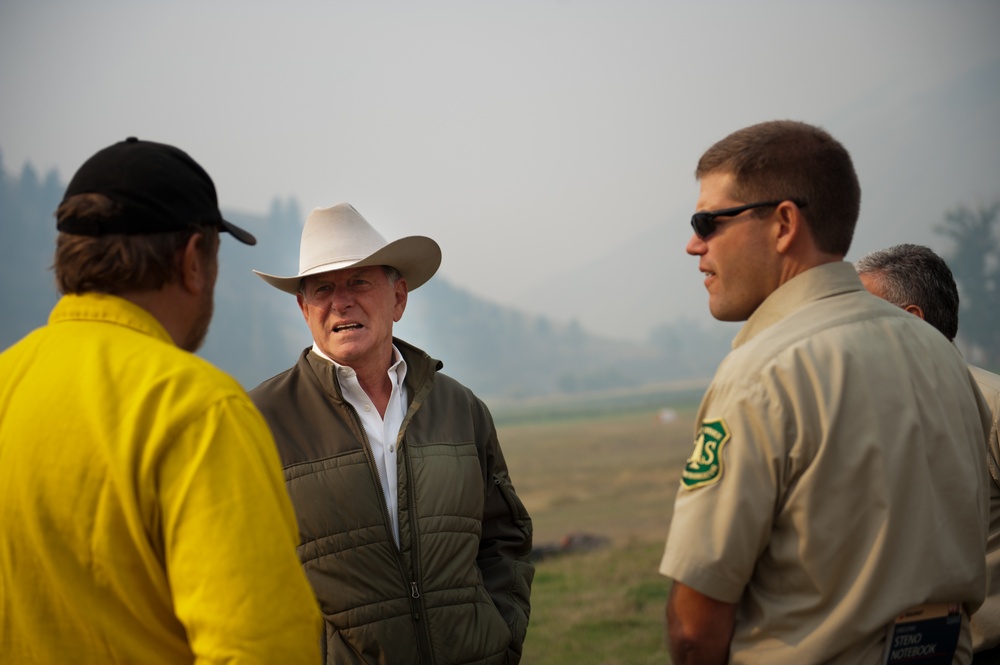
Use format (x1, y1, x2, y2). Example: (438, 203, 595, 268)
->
(363, 404, 371, 412)
(389, 444, 395, 453)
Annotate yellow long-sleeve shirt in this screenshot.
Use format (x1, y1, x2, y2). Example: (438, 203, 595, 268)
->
(0, 293, 321, 664)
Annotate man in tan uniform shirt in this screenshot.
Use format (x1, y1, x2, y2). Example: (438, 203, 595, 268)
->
(856, 243, 1000, 665)
(660, 121, 994, 665)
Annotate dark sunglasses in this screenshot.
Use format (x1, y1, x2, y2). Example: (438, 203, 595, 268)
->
(690, 199, 807, 239)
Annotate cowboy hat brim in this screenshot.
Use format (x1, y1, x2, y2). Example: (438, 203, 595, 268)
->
(253, 235, 441, 295)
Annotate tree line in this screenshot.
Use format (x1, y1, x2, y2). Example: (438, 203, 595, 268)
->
(2, 150, 995, 395)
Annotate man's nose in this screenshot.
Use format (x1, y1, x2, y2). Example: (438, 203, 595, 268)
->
(330, 289, 354, 311)
(686, 233, 707, 256)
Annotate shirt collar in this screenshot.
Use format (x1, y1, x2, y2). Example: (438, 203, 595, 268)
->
(310, 343, 408, 387)
(732, 261, 864, 349)
(49, 293, 174, 345)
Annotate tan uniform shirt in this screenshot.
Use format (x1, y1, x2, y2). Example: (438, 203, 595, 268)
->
(971, 365, 1000, 652)
(661, 262, 993, 665)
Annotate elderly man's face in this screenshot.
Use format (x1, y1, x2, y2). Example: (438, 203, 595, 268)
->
(297, 265, 407, 375)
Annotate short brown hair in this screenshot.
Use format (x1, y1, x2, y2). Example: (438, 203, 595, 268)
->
(696, 120, 861, 255)
(54, 193, 219, 295)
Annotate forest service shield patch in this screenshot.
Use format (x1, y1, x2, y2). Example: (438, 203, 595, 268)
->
(681, 418, 731, 490)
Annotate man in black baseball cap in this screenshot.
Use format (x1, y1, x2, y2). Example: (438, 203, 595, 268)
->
(0, 138, 322, 664)
(57, 136, 256, 244)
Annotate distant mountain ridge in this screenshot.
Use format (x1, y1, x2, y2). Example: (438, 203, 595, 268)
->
(0, 162, 731, 398)
(9, 46, 997, 397)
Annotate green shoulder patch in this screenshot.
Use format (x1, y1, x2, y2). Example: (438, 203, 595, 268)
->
(681, 418, 731, 490)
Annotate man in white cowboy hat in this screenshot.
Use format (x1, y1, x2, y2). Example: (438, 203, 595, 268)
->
(250, 202, 534, 665)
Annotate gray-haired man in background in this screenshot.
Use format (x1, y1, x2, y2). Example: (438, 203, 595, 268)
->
(857, 242, 1000, 665)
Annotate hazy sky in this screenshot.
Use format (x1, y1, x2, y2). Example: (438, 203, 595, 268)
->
(2, 0, 999, 330)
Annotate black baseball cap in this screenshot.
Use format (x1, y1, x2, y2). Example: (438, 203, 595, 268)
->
(57, 137, 256, 245)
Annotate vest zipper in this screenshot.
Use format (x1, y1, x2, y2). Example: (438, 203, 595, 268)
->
(340, 367, 435, 664)
(401, 436, 434, 665)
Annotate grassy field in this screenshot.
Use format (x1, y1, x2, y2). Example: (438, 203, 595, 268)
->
(490, 384, 704, 664)
(523, 540, 671, 664)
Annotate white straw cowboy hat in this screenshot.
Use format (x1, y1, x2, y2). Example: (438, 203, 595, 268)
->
(253, 203, 442, 294)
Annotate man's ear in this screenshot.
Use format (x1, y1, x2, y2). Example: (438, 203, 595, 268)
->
(774, 201, 805, 254)
(393, 278, 408, 323)
(903, 303, 926, 320)
(296, 291, 311, 323)
(179, 233, 210, 295)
